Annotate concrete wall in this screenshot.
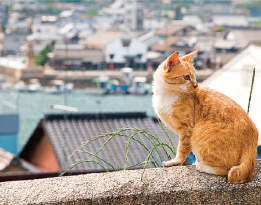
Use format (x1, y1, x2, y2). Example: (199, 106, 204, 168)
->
(0, 160, 260, 204)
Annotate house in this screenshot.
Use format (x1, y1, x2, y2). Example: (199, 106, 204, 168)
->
(0, 147, 52, 182)
(105, 35, 148, 70)
(214, 28, 261, 67)
(0, 148, 40, 173)
(151, 36, 197, 57)
(49, 44, 103, 70)
(212, 13, 248, 28)
(83, 30, 124, 69)
(58, 22, 94, 43)
(214, 29, 249, 67)
(138, 31, 164, 50)
(2, 13, 30, 56)
(202, 45, 261, 145)
(0, 3, 7, 25)
(232, 28, 261, 46)
(19, 112, 180, 174)
(12, 0, 40, 11)
(2, 33, 27, 56)
(155, 21, 192, 38)
(199, 1, 234, 14)
(124, 0, 144, 31)
(24, 16, 60, 55)
(196, 35, 216, 69)
(85, 30, 124, 51)
(99, 0, 125, 24)
(215, 29, 249, 52)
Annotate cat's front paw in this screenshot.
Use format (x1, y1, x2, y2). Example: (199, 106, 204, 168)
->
(163, 158, 183, 167)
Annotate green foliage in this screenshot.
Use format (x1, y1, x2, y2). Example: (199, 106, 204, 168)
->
(62, 120, 176, 181)
(87, 8, 98, 17)
(163, 14, 170, 19)
(35, 44, 52, 66)
(247, 67, 256, 115)
(174, 1, 190, 20)
(1, 24, 6, 33)
(39, 0, 92, 3)
(46, 4, 60, 14)
(237, 0, 261, 9)
(214, 26, 226, 33)
(204, 0, 231, 4)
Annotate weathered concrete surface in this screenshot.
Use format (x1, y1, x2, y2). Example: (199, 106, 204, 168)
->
(0, 160, 260, 204)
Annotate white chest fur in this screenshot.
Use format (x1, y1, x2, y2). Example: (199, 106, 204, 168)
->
(152, 77, 179, 116)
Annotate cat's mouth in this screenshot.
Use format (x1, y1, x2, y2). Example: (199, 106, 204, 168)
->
(163, 77, 198, 93)
(179, 84, 198, 93)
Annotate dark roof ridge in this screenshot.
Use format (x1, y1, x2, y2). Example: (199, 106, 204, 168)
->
(44, 112, 148, 121)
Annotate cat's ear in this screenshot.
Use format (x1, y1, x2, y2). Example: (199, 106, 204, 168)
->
(164, 52, 180, 72)
(180, 50, 198, 62)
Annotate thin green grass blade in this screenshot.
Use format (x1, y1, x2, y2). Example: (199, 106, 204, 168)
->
(125, 161, 155, 170)
(60, 159, 109, 176)
(140, 144, 164, 181)
(130, 127, 163, 163)
(134, 153, 143, 169)
(124, 133, 138, 170)
(157, 118, 176, 155)
(130, 127, 172, 160)
(69, 134, 110, 158)
(112, 157, 121, 171)
(88, 134, 116, 161)
(247, 67, 256, 115)
(117, 130, 160, 167)
(78, 150, 117, 171)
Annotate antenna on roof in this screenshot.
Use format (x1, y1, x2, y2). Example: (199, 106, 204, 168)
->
(49, 104, 78, 112)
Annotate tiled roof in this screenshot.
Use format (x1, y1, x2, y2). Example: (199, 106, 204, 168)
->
(42, 112, 179, 172)
(0, 148, 41, 173)
(156, 23, 190, 37)
(84, 30, 124, 50)
(151, 36, 196, 53)
(0, 148, 13, 171)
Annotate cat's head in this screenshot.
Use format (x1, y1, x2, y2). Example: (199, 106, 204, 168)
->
(155, 50, 198, 93)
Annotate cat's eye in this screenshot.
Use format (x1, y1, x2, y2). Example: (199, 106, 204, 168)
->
(183, 75, 190, 80)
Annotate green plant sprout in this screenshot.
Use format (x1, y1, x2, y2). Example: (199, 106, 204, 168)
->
(247, 67, 256, 115)
(62, 119, 176, 181)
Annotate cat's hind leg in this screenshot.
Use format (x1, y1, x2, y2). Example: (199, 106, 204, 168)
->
(196, 161, 228, 176)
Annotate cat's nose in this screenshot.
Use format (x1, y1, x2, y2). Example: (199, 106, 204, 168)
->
(194, 82, 198, 89)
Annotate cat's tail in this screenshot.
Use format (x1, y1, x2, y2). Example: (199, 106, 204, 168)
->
(228, 149, 257, 184)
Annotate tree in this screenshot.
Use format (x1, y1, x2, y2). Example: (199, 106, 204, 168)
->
(35, 44, 52, 66)
(1, 24, 6, 33)
(87, 8, 98, 17)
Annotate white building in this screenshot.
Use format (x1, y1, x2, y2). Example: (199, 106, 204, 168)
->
(124, 0, 144, 31)
(12, 0, 42, 11)
(99, 0, 125, 23)
(202, 45, 261, 145)
(24, 16, 60, 55)
(105, 36, 147, 69)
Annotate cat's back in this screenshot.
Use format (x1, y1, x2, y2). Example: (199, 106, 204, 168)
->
(195, 86, 257, 132)
(195, 86, 240, 108)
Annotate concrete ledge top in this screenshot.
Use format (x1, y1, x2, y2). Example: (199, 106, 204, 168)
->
(0, 160, 261, 204)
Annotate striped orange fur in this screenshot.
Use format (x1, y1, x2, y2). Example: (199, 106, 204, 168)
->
(152, 51, 259, 184)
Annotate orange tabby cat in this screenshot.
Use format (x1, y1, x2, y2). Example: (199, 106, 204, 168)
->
(152, 51, 259, 184)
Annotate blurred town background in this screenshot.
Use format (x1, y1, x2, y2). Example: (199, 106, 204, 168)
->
(1, 0, 261, 87)
(0, 0, 261, 182)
